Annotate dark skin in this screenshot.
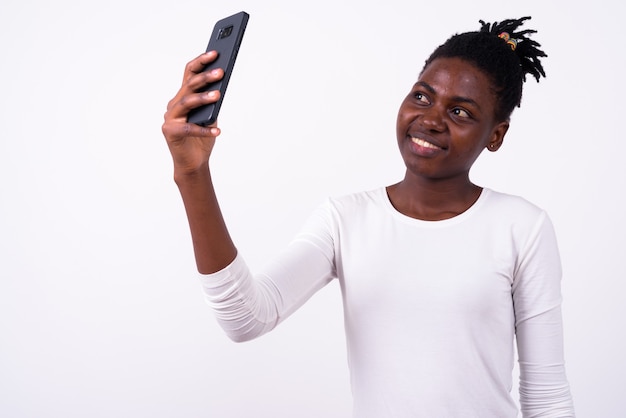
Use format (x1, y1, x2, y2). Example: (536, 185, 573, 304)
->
(162, 53, 509, 273)
(387, 57, 509, 221)
(162, 51, 236, 274)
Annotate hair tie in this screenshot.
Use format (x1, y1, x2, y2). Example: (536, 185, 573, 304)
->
(498, 32, 518, 51)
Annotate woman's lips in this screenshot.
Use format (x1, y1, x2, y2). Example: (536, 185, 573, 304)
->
(409, 136, 445, 156)
(411, 137, 442, 149)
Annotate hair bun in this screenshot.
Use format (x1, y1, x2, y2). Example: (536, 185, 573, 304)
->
(479, 16, 547, 82)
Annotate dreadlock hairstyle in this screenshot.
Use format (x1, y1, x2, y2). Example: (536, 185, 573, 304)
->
(423, 16, 547, 122)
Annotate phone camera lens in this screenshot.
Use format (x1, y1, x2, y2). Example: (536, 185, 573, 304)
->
(218, 25, 233, 39)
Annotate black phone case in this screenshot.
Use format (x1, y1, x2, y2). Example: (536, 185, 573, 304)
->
(187, 11, 249, 126)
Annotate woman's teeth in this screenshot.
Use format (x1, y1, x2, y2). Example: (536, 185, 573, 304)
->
(411, 137, 439, 149)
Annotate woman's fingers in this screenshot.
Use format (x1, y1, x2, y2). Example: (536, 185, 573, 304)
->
(167, 89, 221, 120)
(161, 52, 226, 173)
(164, 52, 224, 118)
(183, 51, 224, 90)
(184, 51, 218, 78)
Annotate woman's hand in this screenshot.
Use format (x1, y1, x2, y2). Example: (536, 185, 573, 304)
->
(161, 51, 238, 273)
(162, 51, 225, 177)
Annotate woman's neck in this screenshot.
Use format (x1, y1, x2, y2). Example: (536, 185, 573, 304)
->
(386, 173, 482, 221)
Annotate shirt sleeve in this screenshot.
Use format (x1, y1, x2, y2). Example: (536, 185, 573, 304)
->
(512, 211, 575, 417)
(198, 200, 337, 342)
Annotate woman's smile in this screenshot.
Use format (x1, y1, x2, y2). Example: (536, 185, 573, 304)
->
(396, 57, 508, 183)
(410, 136, 445, 156)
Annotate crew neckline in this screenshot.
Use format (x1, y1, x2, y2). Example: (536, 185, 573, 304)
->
(378, 186, 491, 227)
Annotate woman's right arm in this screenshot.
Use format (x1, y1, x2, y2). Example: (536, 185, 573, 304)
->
(161, 51, 237, 274)
(162, 53, 338, 342)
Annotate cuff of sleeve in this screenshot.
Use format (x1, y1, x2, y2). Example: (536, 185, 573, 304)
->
(197, 252, 251, 297)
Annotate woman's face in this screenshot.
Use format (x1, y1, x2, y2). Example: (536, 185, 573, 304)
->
(396, 57, 509, 183)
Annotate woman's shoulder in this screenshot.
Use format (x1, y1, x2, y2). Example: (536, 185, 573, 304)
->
(483, 188, 548, 221)
(327, 187, 387, 211)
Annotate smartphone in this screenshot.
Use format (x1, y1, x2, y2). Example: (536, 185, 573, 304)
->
(187, 11, 249, 126)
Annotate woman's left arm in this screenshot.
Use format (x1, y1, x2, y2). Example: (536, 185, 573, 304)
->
(513, 212, 575, 417)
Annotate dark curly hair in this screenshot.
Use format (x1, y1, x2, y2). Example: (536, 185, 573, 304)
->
(423, 16, 547, 122)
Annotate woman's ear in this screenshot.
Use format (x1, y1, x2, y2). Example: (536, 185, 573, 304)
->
(487, 121, 509, 152)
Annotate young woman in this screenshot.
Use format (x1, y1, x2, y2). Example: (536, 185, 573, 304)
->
(162, 16, 575, 417)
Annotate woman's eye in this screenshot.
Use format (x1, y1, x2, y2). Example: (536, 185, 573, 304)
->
(453, 108, 471, 118)
(414, 92, 429, 104)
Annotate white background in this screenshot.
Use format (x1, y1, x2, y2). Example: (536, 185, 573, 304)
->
(1, 0, 624, 417)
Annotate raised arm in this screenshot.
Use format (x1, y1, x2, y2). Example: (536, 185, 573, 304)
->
(162, 51, 237, 274)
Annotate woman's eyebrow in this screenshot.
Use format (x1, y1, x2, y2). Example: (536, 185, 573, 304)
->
(451, 95, 481, 110)
(414, 81, 436, 95)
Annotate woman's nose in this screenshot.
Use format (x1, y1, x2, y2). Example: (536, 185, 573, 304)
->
(419, 106, 446, 132)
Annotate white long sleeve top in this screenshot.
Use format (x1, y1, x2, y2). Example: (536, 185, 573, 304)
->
(199, 188, 575, 417)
